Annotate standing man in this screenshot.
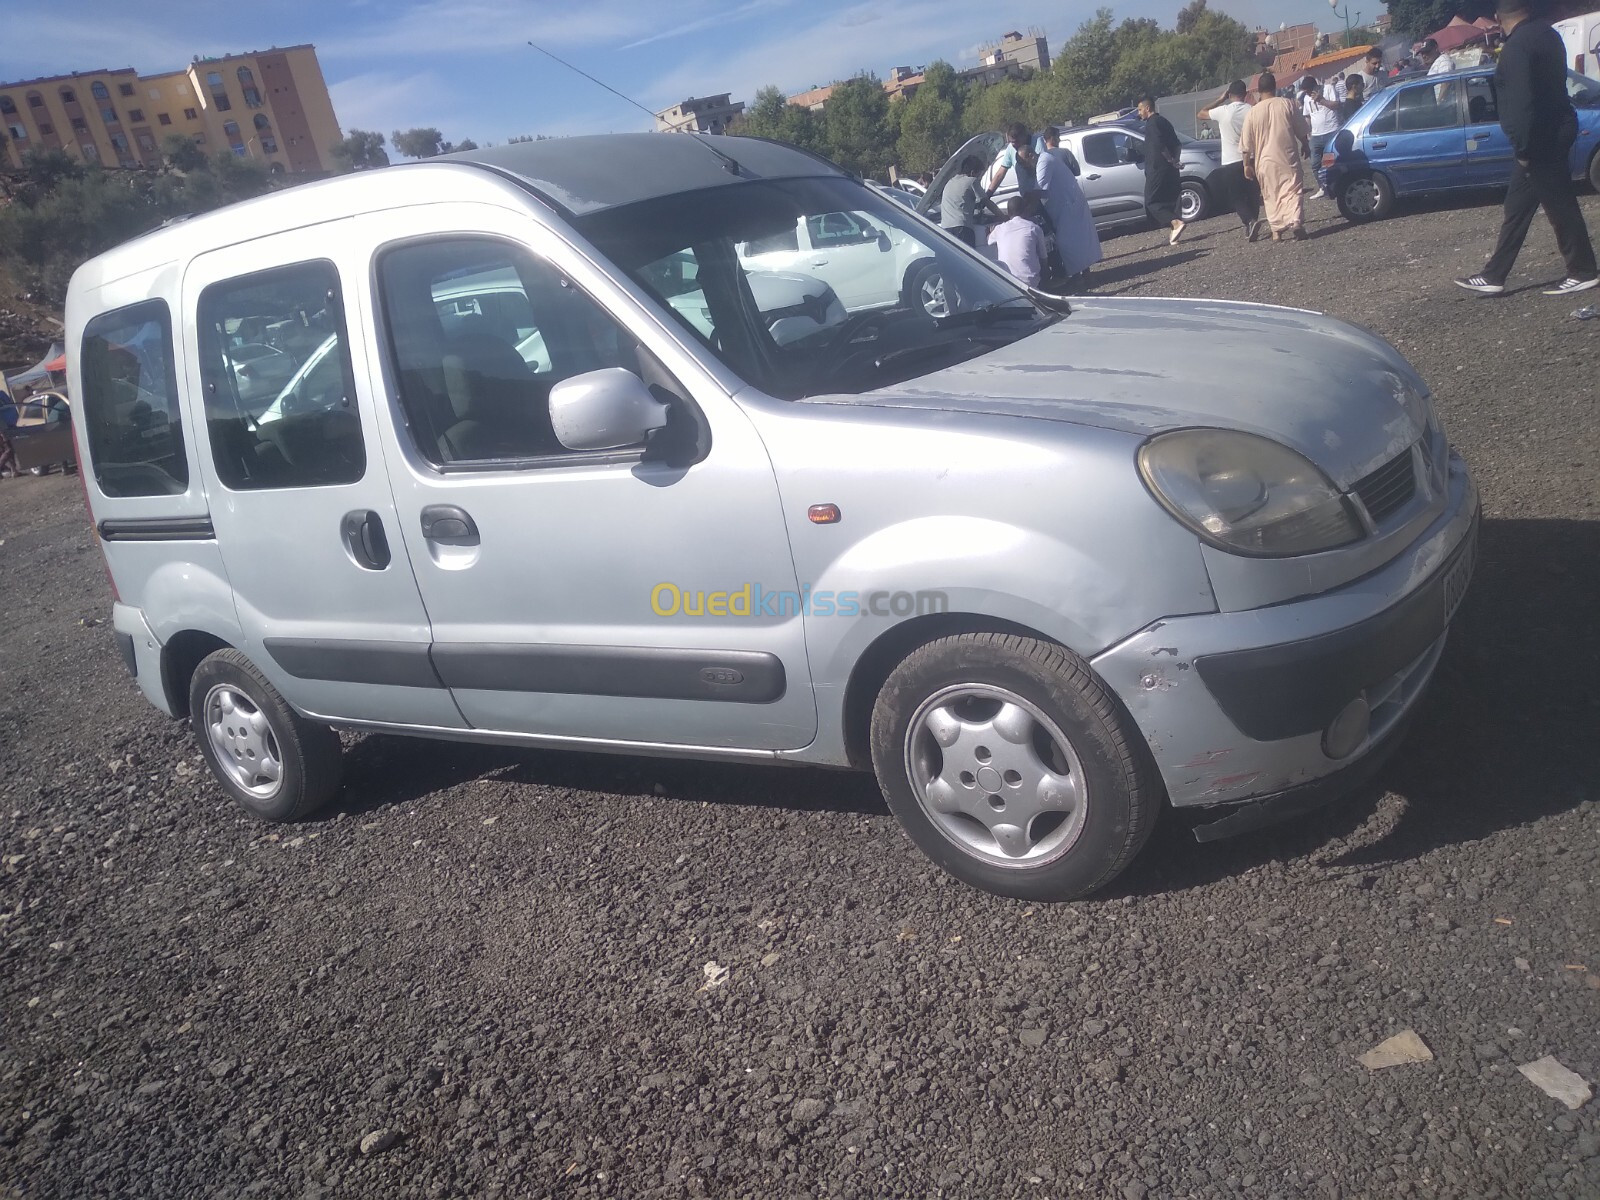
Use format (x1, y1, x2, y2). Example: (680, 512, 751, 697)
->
(1034, 132, 1102, 280)
(1455, 1, 1597, 296)
(1339, 75, 1367, 124)
(940, 155, 987, 247)
(1420, 37, 1458, 102)
(1198, 79, 1263, 240)
(0, 387, 18, 480)
(983, 123, 1036, 208)
(1348, 49, 1386, 99)
(1299, 76, 1340, 198)
(1137, 95, 1187, 245)
(1240, 71, 1312, 241)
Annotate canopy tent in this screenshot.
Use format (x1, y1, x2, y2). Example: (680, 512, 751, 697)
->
(3, 342, 65, 394)
(1423, 18, 1499, 54)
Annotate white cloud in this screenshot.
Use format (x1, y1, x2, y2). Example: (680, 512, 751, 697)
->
(327, 69, 470, 142)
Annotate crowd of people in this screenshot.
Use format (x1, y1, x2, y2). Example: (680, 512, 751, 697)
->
(927, 0, 1595, 298)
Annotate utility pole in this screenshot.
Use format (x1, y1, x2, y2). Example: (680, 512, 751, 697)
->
(1328, 0, 1357, 49)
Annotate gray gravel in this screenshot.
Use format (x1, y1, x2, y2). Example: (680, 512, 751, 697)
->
(3, 190, 1599, 1198)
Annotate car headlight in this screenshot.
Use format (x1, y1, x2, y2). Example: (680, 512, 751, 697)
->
(1138, 429, 1363, 557)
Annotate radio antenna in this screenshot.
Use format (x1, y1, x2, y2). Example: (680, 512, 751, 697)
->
(525, 40, 696, 131)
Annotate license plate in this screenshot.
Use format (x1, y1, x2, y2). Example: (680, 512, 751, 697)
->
(1442, 530, 1476, 623)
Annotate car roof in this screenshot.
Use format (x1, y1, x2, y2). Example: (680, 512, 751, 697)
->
(445, 133, 848, 216)
(70, 133, 847, 298)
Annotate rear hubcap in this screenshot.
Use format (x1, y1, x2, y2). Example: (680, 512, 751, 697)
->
(1346, 179, 1379, 216)
(904, 684, 1088, 868)
(204, 685, 283, 799)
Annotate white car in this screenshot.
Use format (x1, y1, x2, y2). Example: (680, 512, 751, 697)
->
(739, 209, 949, 316)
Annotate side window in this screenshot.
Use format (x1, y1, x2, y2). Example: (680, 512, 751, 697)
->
(1465, 76, 1498, 124)
(1395, 82, 1460, 131)
(1115, 133, 1143, 163)
(1080, 132, 1118, 168)
(378, 238, 648, 466)
(806, 211, 873, 247)
(1368, 92, 1399, 134)
(80, 299, 189, 497)
(197, 261, 365, 490)
(743, 224, 800, 255)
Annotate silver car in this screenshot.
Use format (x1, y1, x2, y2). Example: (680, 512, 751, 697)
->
(923, 127, 1223, 229)
(68, 133, 1476, 900)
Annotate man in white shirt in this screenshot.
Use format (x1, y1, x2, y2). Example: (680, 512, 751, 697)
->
(988, 197, 1046, 287)
(1197, 79, 1263, 239)
(1346, 49, 1385, 101)
(1299, 76, 1340, 199)
(1420, 38, 1458, 100)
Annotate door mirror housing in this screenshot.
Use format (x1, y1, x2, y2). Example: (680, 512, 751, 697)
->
(548, 368, 670, 452)
(876, 231, 892, 252)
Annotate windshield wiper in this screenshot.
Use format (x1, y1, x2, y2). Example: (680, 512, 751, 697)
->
(933, 300, 1042, 329)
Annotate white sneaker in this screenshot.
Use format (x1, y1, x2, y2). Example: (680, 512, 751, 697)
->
(1542, 276, 1599, 296)
(1307, 188, 1326, 200)
(1169, 222, 1186, 245)
(1454, 275, 1505, 295)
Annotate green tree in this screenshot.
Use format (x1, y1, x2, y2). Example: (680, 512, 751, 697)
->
(391, 127, 447, 159)
(1385, 0, 1494, 38)
(1176, 0, 1209, 34)
(452, 138, 479, 152)
(737, 85, 789, 138)
(161, 133, 207, 172)
(328, 129, 390, 172)
(894, 62, 964, 175)
(822, 75, 893, 177)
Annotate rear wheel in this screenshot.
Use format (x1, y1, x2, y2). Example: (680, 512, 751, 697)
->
(188, 648, 343, 822)
(1178, 179, 1210, 223)
(869, 632, 1159, 900)
(1338, 172, 1393, 222)
(1588, 147, 1600, 193)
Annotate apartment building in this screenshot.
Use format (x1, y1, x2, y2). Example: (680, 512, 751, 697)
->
(1, 44, 341, 174)
(978, 30, 1049, 75)
(654, 94, 745, 134)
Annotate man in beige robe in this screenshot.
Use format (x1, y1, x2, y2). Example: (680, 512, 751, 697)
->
(1239, 72, 1312, 240)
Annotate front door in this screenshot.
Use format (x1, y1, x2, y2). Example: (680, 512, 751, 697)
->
(1364, 79, 1466, 193)
(1076, 130, 1148, 223)
(358, 206, 818, 752)
(183, 224, 463, 729)
(1462, 74, 1515, 184)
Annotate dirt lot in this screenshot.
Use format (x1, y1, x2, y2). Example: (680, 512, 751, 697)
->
(2, 191, 1598, 1199)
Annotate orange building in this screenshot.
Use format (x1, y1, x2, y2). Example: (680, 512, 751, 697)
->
(1, 45, 341, 174)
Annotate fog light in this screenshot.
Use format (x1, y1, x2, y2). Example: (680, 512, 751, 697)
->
(1322, 696, 1371, 760)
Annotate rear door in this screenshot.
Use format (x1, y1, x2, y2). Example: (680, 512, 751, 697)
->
(1462, 73, 1514, 185)
(183, 222, 464, 729)
(1362, 79, 1466, 193)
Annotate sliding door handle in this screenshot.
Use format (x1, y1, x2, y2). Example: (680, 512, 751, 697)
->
(341, 510, 391, 570)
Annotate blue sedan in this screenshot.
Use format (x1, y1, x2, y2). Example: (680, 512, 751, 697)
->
(1331, 65, 1600, 221)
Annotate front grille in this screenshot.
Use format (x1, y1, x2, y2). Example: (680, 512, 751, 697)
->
(1352, 449, 1416, 526)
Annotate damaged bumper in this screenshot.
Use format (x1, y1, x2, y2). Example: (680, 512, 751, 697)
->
(1092, 452, 1478, 814)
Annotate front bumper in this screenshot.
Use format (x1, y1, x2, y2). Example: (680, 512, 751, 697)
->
(1092, 451, 1477, 811)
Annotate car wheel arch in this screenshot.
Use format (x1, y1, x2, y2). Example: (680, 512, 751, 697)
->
(161, 629, 235, 719)
(840, 613, 1062, 769)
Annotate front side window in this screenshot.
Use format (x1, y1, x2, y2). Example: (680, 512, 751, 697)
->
(378, 238, 655, 466)
(1392, 82, 1460, 131)
(1465, 77, 1497, 124)
(1569, 70, 1600, 107)
(80, 300, 189, 497)
(577, 176, 1058, 401)
(197, 261, 365, 490)
(1080, 130, 1139, 168)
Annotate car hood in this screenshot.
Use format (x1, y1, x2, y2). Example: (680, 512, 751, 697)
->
(806, 296, 1430, 488)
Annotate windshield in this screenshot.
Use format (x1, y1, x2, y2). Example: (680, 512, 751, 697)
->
(574, 176, 1058, 400)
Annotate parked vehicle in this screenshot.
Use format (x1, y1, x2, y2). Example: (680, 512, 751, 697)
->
(1555, 9, 1600, 82)
(9, 390, 76, 476)
(1332, 66, 1600, 222)
(739, 207, 947, 315)
(921, 126, 1222, 231)
(67, 133, 1477, 900)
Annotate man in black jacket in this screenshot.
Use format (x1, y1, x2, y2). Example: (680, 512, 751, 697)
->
(1455, 0, 1597, 297)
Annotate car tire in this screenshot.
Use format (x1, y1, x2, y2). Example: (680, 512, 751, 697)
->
(869, 632, 1159, 901)
(1178, 179, 1210, 222)
(1588, 147, 1600, 194)
(903, 259, 956, 319)
(1337, 172, 1393, 222)
(188, 648, 343, 823)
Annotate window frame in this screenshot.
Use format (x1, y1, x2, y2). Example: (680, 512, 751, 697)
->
(79, 298, 191, 498)
(196, 258, 368, 492)
(372, 232, 704, 476)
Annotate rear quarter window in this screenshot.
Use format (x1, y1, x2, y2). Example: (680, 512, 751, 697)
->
(79, 299, 189, 496)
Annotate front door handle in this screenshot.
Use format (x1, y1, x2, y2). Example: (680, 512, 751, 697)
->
(1086, 173, 1101, 180)
(1369, 140, 1387, 150)
(341, 510, 391, 570)
(809, 257, 829, 266)
(420, 504, 478, 541)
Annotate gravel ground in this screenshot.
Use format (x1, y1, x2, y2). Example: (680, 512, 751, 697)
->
(2, 191, 1598, 1199)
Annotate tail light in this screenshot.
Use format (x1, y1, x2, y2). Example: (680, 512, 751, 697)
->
(1322, 152, 1336, 168)
(1578, 54, 1586, 74)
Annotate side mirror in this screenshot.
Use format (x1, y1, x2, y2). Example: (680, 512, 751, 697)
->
(548, 368, 669, 452)
(876, 231, 892, 252)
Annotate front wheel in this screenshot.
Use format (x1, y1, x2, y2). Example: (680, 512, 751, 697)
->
(1178, 179, 1210, 222)
(1588, 147, 1600, 193)
(189, 648, 343, 822)
(902, 259, 956, 319)
(869, 632, 1159, 900)
(1337, 172, 1393, 222)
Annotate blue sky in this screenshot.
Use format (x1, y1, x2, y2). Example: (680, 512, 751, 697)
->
(3, 1, 1362, 148)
